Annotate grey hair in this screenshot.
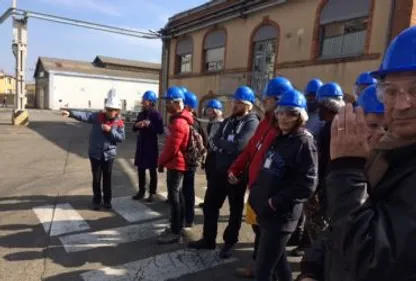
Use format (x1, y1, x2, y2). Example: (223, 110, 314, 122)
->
(213, 108, 223, 117)
(276, 106, 309, 124)
(173, 99, 185, 110)
(319, 97, 345, 113)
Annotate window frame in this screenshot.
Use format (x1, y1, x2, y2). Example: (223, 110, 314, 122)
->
(175, 38, 194, 75)
(319, 17, 369, 59)
(204, 46, 225, 72)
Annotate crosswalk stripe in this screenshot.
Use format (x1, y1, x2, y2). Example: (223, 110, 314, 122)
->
(59, 220, 168, 253)
(158, 191, 203, 206)
(33, 203, 90, 237)
(80, 249, 237, 281)
(111, 197, 162, 223)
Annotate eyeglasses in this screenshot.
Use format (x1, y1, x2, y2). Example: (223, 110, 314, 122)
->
(275, 109, 300, 122)
(376, 81, 416, 103)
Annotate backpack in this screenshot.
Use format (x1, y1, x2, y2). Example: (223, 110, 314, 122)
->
(184, 122, 206, 167)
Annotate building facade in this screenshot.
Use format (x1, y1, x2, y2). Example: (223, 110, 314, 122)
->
(0, 71, 16, 106)
(160, 0, 415, 115)
(33, 56, 161, 111)
(25, 83, 36, 108)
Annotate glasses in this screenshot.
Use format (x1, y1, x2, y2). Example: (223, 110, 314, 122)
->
(275, 109, 300, 122)
(376, 81, 416, 103)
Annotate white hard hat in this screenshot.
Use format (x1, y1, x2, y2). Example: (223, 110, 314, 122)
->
(105, 88, 122, 110)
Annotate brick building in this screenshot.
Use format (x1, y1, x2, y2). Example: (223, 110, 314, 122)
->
(159, 0, 416, 116)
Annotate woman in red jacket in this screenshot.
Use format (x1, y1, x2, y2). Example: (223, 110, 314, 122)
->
(228, 77, 293, 278)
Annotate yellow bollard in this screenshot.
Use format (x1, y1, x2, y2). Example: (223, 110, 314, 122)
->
(11, 109, 29, 126)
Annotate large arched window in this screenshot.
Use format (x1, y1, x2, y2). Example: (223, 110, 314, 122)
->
(251, 24, 279, 93)
(176, 38, 193, 74)
(203, 30, 226, 72)
(319, 0, 371, 58)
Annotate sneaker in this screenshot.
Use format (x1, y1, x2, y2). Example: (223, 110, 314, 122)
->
(103, 202, 112, 209)
(187, 239, 216, 250)
(219, 243, 235, 259)
(157, 228, 180, 244)
(146, 194, 155, 203)
(235, 263, 255, 279)
(132, 191, 145, 200)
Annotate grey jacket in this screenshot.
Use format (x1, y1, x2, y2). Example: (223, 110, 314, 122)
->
(213, 112, 260, 172)
(299, 143, 416, 281)
(69, 111, 125, 161)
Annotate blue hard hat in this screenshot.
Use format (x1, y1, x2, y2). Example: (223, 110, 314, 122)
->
(357, 85, 384, 114)
(206, 99, 223, 110)
(278, 89, 307, 109)
(233, 86, 256, 104)
(356, 72, 377, 86)
(317, 82, 343, 101)
(142, 90, 158, 103)
(178, 86, 188, 93)
(371, 26, 416, 78)
(264, 77, 293, 98)
(305, 79, 323, 95)
(184, 91, 198, 109)
(164, 86, 185, 101)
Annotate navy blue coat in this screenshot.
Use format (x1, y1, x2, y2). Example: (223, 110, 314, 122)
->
(133, 108, 164, 169)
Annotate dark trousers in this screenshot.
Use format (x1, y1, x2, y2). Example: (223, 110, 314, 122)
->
(138, 168, 157, 195)
(183, 169, 196, 225)
(252, 224, 261, 260)
(167, 169, 185, 235)
(202, 170, 247, 245)
(255, 228, 293, 281)
(90, 158, 114, 204)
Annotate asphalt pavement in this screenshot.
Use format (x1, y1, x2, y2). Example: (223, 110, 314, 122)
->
(0, 109, 301, 281)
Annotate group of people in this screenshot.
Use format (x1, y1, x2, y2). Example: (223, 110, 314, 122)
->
(62, 25, 416, 281)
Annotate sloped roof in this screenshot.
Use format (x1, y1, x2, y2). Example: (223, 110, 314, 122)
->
(94, 56, 161, 70)
(34, 57, 160, 81)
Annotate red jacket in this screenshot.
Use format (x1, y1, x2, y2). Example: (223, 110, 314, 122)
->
(229, 113, 279, 189)
(158, 110, 194, 172)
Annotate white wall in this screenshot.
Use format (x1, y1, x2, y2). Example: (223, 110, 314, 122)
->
(48, 72, 159, 111)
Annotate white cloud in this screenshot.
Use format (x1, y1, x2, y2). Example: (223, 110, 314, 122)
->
(39, 0, 122, 17)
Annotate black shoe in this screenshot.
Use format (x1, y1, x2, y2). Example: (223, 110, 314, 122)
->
(146, 194, 155, 203)
(188, 239, 216, 250)
(198, 202, 204, 208)
(132, 191, 145, 200)
(219, 243, 235, 259)
(103, 202, 112, 209)
(92, 202, 101, 210)
(289, 246, 305, 257)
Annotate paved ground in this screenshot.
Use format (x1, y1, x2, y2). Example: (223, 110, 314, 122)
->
(0, 109, 301, 281)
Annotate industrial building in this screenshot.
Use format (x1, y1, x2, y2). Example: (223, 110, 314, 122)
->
(160, 0, 415, 115)
(33, 56, 161, 111)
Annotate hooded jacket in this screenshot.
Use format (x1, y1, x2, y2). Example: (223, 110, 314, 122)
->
(213, 111, 260, 172)
(248, 128, 318, 232)
(69, 110, 125, 161)
(299, 140, 416, 281)
(158, 109, 194, 172)
(229, 113, 279, 189)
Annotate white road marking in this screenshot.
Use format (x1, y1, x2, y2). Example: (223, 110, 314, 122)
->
(81, 249, 237, 281)
(111, 197, 162, 223)
(33, 203, 90, 237)
(59, 220, 168, 253)
(158, 191, 203, 206)
(117, 158, 137, 185)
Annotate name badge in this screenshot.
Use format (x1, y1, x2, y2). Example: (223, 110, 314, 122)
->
(227, 134, 235, 142)
(264, 158, 272, 169)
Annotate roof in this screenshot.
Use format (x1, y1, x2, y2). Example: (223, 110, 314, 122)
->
(34, 56, 160, 81)
(94, 56, 161, 70)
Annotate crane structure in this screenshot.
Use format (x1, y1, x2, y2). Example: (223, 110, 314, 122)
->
(0, 1, 161, 125)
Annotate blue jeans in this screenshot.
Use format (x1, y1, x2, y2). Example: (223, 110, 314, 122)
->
(182, 169, 196, 225)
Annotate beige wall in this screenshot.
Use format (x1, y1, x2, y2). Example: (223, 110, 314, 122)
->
(167, 0, 392, 102)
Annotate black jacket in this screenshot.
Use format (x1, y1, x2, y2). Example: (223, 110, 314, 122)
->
(300, 143, 416, 281)
(248, 128, 318, 232)
(213, 112, 259, 172)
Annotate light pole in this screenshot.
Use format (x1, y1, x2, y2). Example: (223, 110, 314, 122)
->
(11, 0, 29, 125)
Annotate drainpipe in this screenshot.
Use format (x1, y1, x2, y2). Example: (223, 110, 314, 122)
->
(386, 0, 396, 49)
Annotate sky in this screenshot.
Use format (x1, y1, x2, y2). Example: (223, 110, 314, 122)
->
(0, 0, 207, 81)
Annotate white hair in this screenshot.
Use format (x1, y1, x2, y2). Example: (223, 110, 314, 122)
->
(276, 106, 309, 124)
(319, 97, 345, 113)
(173, 99, 185, 110)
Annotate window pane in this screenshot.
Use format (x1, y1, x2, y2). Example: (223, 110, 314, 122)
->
(179, 54, 192, 73)
(205, 47, 224, 71)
